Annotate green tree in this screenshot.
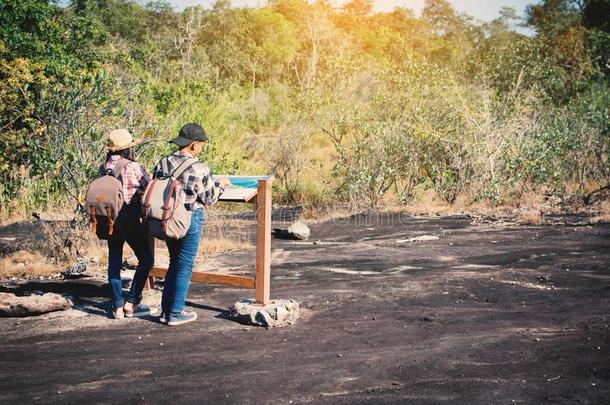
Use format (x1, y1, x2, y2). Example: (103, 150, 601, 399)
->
(0, 0, 60, 61)
(422, 0, 481, 66)
(201, 6, 297, 87)
(0, 0, 107, 73)
(526, 0, 581, 36)
(342, 0, 373, 16)
(526, 0, 593, 99)
(583, 0, 610, 32)
(582, 0, 610, 76)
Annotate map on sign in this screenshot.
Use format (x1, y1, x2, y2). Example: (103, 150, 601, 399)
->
(213, 175, 271, 202)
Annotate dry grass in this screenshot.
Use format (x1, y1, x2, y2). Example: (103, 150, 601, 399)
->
(591, 213, 610, 224)
(302, 204, 356, 223)
(89, 242, 109, 268)
(0, 250, 58, 278)
(515, 209, 543, 225)
(385, 189, 473, 217)
(189, 217, 256, 272)
(299, 191, 466, 223)
(382, 189, 567, 223)
(515, 192, 546, 210)
(201, 215, 253, 254)
(39, 217, 109, 266)
(201, 236, 252, 255)
(0, 213, 29, 227)
(591, 200, 610, 224)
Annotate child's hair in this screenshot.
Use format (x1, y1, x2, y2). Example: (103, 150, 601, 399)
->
(106, 147, 135, 161)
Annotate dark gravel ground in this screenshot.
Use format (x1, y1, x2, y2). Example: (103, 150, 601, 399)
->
(0, 212, 609, 404)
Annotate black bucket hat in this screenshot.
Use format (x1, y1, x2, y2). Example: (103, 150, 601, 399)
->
(171, 123, 209, 147)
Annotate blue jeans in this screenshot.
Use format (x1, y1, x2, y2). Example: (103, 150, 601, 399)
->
(162, 209, 204, 317)
(107, 202, 154, 309)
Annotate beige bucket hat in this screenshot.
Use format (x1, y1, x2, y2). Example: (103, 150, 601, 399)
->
(106, 129, 141, 152)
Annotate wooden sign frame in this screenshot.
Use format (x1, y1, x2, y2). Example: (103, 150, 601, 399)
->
(146, 177, 272, 305)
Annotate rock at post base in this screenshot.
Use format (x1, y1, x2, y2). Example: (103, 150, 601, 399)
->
(273, 221, 310, 240)
(229, 299, 299, 328)
(0, 292, 72, 317)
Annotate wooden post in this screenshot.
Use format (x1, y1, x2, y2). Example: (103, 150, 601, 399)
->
(255, 177, 272, 305)
(144, 175, 272, 303)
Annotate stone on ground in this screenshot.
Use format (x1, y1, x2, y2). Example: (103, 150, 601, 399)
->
(0, 292, 72, 317)
(229, 299, 299, 328)
(273, 221, 310, 240)
(64, 261, 87, 278)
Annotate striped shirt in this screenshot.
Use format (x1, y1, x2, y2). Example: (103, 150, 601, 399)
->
(152, 151, 224, 210)
(103, 156, 150, 204)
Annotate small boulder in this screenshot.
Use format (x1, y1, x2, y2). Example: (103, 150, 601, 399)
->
(63, 261, 87, 278)
(273, 221, 310, 240)
(0, 292, 72, 317)
(229, 299, 299, 328)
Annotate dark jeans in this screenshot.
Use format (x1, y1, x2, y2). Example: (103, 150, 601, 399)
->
(162, 209, 204, 317)
(107, 201, 154, 309)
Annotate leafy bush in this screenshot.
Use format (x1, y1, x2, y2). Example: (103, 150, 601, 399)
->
(0, 0, 609, 218)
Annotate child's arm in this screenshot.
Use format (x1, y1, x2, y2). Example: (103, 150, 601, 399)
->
(197, 165, 225, 206)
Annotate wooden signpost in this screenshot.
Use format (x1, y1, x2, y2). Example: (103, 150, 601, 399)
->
(146, 176, 272, 305)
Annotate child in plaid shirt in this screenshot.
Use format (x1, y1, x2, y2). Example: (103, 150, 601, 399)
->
(154, 123, 229, 326)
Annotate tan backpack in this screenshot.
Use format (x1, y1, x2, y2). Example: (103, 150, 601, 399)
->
(141, 157, 198, 240)
(85, 158, 131, 239)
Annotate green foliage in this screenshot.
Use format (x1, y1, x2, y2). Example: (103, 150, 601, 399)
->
(0, 0, 609, 216)
(0, 0, 61, 61)
(0, 0, 108, 73)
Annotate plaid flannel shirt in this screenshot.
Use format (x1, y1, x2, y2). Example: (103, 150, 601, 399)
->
(103, 156, 150, 204)
(152, 151, 223, 210)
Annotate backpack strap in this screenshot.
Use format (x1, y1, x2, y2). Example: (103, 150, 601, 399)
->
(142, 179, 157, 222)
(110, 158, 131, 180)
(161, 179, 180, 232)
(171, 157, 198, 180)
(160, 157, 170, 178)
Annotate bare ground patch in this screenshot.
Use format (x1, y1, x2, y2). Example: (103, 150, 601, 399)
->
(0, 213, 608, 403)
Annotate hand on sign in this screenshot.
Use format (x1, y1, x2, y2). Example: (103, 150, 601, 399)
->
(216, 176, 230, 188)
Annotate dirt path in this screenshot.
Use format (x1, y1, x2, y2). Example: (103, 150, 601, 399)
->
(1, 213, 609, 404)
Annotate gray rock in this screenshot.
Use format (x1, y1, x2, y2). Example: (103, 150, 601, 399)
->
(0, 292, 72, 317)
(64, 261, 87, 278)
(273, 221, 310, 240)
(229, 299, 299, 328)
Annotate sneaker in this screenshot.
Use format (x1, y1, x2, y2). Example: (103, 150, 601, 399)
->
(158, 313, 169, 324)
(167, 311, 197, 326)
(112, 307, 124, 319)
(124, 303, 158, 318)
